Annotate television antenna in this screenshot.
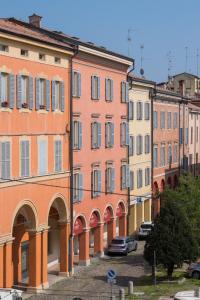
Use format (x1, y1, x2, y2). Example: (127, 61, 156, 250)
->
(140, 45, 144, 77)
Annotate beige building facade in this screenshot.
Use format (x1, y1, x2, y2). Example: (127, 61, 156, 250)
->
(128, 76, 154, 234)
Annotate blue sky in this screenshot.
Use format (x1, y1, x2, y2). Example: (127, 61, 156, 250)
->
(1, 0, 200, 82)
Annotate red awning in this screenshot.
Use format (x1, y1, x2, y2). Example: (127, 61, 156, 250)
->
(116, 203, 123, 218)
(74, 218, 84, 236)
(104, 208, 112, 223)
(89, 212, 99, 228)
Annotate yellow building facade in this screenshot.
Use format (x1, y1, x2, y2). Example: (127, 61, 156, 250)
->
(128, 76, 154, 234)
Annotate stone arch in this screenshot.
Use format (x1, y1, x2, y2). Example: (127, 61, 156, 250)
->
(116, 201, 127, 237)
(103, 204, 114, 220)
(153, 181, 159, 194)
(161, 179, 165, 192)
(115, 200, 126, 216)
(73, 214, 87, 230)
(11, 199, 38, 234)
(47, 194, 68, 224)
(89, 209, 102, 225)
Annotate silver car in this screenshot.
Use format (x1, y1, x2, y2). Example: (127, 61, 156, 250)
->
(107, 236, 138, 255)
(138, 222, 154, 239)
(187, 262, 200, 279)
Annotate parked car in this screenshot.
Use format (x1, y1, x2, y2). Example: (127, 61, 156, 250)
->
(187, 262, 200, 279)
(138, 221, 154, 239)
(107, 236, 137, 255)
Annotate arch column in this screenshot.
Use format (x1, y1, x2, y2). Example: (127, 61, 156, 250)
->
(107, 218, 116, 245)
(41, 227, 49, 289)
(4, 240, 14, 288)
(94, 223, 104, 257)
(59, 221, 70, 276)
(79, 229, 90, 266)
(119, 213, 127, 236)
(0, 243, 3, 288)
(142, 201, 145, 223)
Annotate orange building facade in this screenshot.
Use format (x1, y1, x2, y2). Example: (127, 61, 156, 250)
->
(0, 18, 74, 290)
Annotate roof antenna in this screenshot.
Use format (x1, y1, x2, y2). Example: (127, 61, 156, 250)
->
(167, 51, 173, 79)
(140, 45, 144, 77)
(127, 28, 132, 57)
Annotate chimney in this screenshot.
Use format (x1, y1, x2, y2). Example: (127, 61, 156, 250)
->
(29, 14, 42, 28)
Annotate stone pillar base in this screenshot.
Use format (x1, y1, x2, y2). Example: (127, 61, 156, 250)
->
(79, 259, 90, 266)
(42, 281, 49, 289)
(94, 251, 104, 258)
(27, 284, 43, 293)
(69, 267, 74, 276)
(59, 271, 69, 277)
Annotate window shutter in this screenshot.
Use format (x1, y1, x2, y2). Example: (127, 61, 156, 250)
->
(78, 73, 81, 97)
(125, 122, 129, 145)
(35, 78, 40, 110)
(121, 165, 126, 189)
(97, 123, 101, 148)
(91, 123, 95, 149)
(126, 165, 130, 188)
(141, 136, 143, 154)
(78, 173, 83, 201)
(52, 81, 56, 111)
(39, 140, 47, 175)
(97, 76, 100, 99)
(125, 82, 129, 102)
(61, 82, 65, 112)
(79, 122, 82, 149)
(130, 171, 134, 191)
(105, 123, 108, 147)
(121, 82, 126, 102)
(120, 123, 123, 146)
(28, 77, 33, 110)
(1, 142, 10, 179)
(46, 80, 50, 111)
(91, 76, 95, 99)
(111, 123, 114, 147)
(111, 168, 115, 192)
(105, 79, 109, 101)
(0, 73, 2, 104)
(72, 71, 75, 97)
(8, 74, 15, 109)
(17, 75, 22, 109)
(25, 141, 29, 176)
(97, 170, 101, 196)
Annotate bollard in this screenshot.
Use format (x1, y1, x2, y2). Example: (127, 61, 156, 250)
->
(194, 287, 200, 297)
(119, 288, 125, 300)
(128, 281, 134, 295)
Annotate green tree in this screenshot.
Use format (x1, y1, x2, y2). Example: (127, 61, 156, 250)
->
(144, 198, 198, 279)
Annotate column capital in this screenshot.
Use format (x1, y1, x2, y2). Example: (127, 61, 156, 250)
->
(0, 235, 14, 246)
(58, 219, 70, 226)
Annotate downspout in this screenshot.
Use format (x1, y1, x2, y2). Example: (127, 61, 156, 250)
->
(150, 85, 156, 220)
(69, 44, 79, 275)
(126, 62, 134, 236)
(178, 100, 181, 176)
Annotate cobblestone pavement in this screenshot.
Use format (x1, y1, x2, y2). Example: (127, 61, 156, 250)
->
(27, 241, 151, 300)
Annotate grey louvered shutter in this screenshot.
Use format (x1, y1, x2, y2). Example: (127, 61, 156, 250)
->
(72, 71, 75, 97)
(35, 78, 40, 110)
(79, 122, 82, 149)
(121, 165, 126, 189)
(9, 74, 15, 109)
(2, 142, 10, 179)
(46, 80, 50, 111)
(0, 73, 2, 104)
(111, 123, 114, 147)
(97, 77, 100, 99)
(130, 171, 134, 191)
(125, 82, 129, 102)
(120, 123, 123, 146)
(78, 173, 83, 201)
(28, 77, 33, 110)
(97, 170, 101, 196)
(105, 123, 108, 147)
(126, 165, 130, 188)
(78, 73, 81, 97)
(52, 81, 56, 111)
(91, 76, 95, 99)
(97, 123, 101, 148)
(91, 123, 94, 148)
(111, 168, 115, 192)
(17, 75, 22, 109)
(121, 82, 126, 102)
(110, 80, 113, 101)
(105, 79, 109, 100)
(61, 82, 65, 112)
(125, 122, 129, 145)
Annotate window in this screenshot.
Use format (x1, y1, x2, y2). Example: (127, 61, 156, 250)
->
(120, 122, 129, 146)
(105, 78, 113, 101)
(92, 169, 101, 197)
(129, 136, 134, 156)
(160, 144, 166, 166)
(38, 140, 47, 175)
(137, 102, 143, 120)
(153, 111, 158, 129)
(39, 53, 45, 61)
(52, 81, 64, 112)
(121, 164, 130, 189)
(144, 135, 150, 154)
(38, 78, 45, 107)
(121, 81, 129, 103)
(173, 112, 178, 129)
(160, 112, 165, 129)
(73, 173, 83, 202)
(168, 144, 172, 164)
(0, 44, 8, 52)
(0, 141, 10, 179)
(145, 168, 150, 186)
(91, 122, 101, 149)
(106, 167, 115, 193)
(20, 140, 30, 177)
(105, 122, 114, 148)
(136, 135, 143, 155)
(55, 140, 62, 172)
(153, 146, 158, 167)
(130, 170, 134, 191)
(129, 101, 134, 120)
(191, 127, 193, 144)
(91, 75, 100, 100)
(73, 121, 82, 150)
(180, 128, 183, 144)
(185, 128, 189, 145)
(73, 71, 81, 98)
(167, 112, 172, 129)
(137, 169, 143, 188)
(174, 144, 178, 163)
(21, 49, 28, 57)
(54, 57, 61, 64)
(144, 103, 150, 120)
(0, 73, 8, 104)
(35, 78, 50, 111)
(17, 75, 33, 110)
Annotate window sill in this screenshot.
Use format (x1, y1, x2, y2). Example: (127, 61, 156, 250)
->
(53, 110, 63, 114)
(0, 107, 12, 112)
(37, 109, 48, 114)
(19, 108, 31, 113)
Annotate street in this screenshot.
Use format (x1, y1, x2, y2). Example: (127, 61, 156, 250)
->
(28, 241, 150, 300)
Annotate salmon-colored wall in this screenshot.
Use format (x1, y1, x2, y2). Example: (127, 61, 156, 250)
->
(73, 54, 129, 225)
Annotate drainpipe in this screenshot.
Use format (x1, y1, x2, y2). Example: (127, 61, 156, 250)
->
(150, 86, 156, 220)
(69, 45, 79, 275)
(178, 100, 181, 176)
(126, 62, 134, 236)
